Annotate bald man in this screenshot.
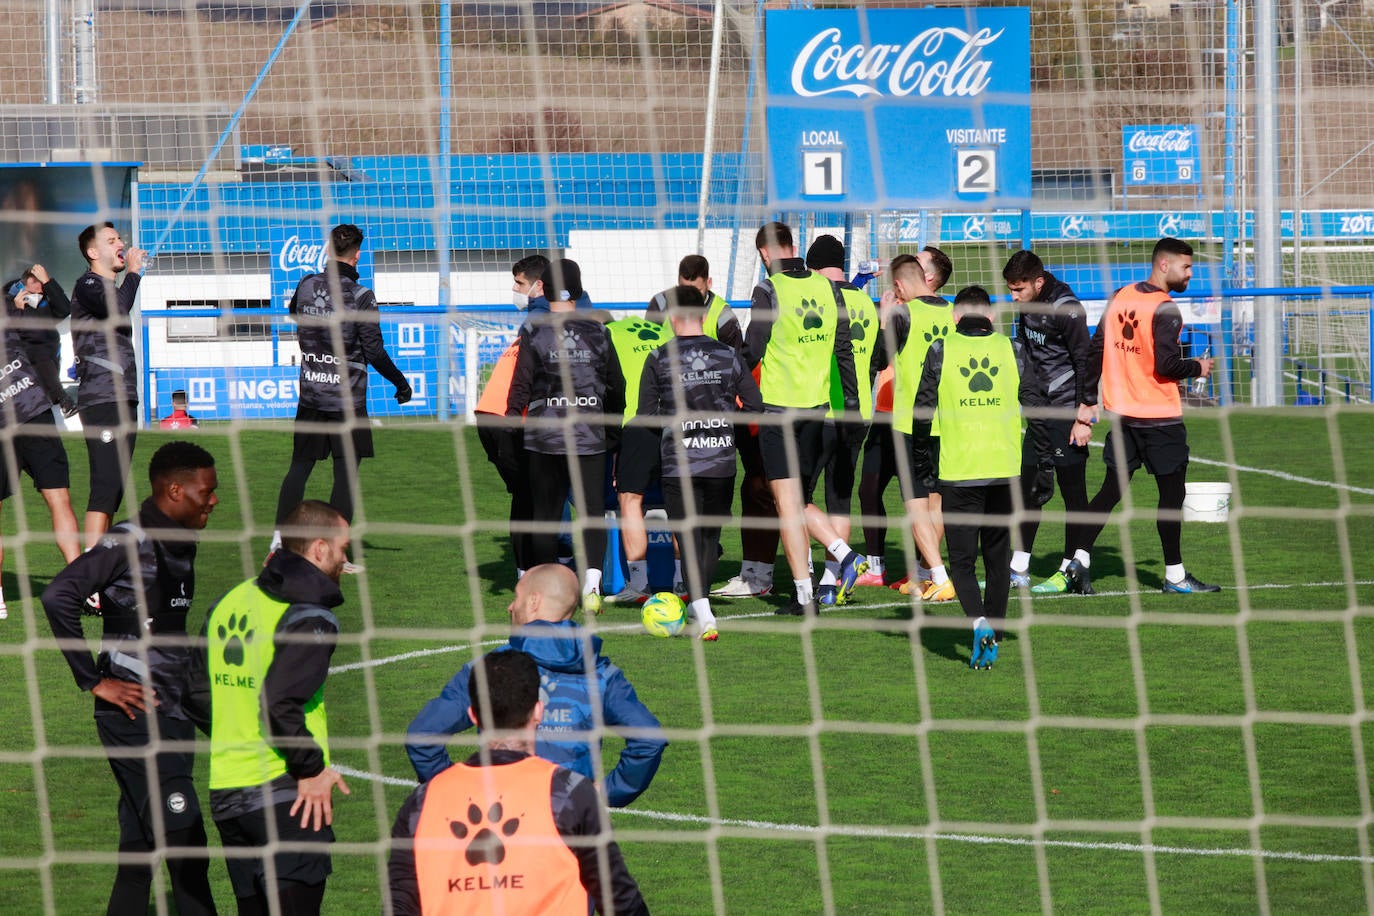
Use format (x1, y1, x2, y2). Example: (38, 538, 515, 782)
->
(405, 564, 666, 807)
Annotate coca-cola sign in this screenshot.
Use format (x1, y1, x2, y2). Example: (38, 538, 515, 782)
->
(788, 26, 1004, 99)
(1122, 125, 1200, 187)
(765, 9, 1030, 211)
(277, 233, 328, 275)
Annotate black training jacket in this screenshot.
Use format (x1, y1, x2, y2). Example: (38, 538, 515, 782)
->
(1015, 271, 1093, 409)
(70, 269, 140, 408)
(638, 334, 762, 478)
(0, 328, 60, 427)
(507, 311, 626, 456)
(3, 276, 70, 359)
(290, 261, 409, 414)
(42, 499, 199, 720)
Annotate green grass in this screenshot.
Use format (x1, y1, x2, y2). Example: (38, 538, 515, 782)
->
(1, 409, 1373, 912)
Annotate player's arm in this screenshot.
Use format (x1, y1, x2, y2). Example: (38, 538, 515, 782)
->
(405, 664, 476, 782)
(716, 304, 745, 352)
(1152, 302, 1203, 380)
(386, 785, 429, 915)
(506, 326, 536, 417)
(911, 339, 944, 484)
(39, 540, 147, 716)
(735, 353, 764, 414)
(114, 270, 141, 316)
(1081, 292, 1111, 418)
(38, 273, 71, 321)
(72, 273, 109, 321)
(635, 350, 664, 424)
(742, 281, 776, 370)
(599, 668, 667, 808)
(830, 286, 860, 417)
(1016, 340, 1054, 466)
(1057, 296, 1093, 407)
(183, 615, 213, 735)
(263, 606, 339, 779)
(353, 288, 413, 400)
(552, 769, 650, 915)
(602, 332, 626, 423)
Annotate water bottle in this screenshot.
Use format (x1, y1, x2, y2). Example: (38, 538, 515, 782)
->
(1191, 348, 1211, 396)
(857, 259, 880, 275)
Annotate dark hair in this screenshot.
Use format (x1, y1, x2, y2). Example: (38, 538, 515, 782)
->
(513, 254, 550, 282)
(20, 269, 37, 285)
(888, 253, 917, 274)
(754, 221, 793, 252)
(677, 254, 710, 283)
(540, 258, 584, 302)
(1002, 250, 1046, 284)
(954, 284, 993, 308)
(78, 222, 115, 264)
(281, 499, 346, 557)
(148, 440, 215, 486)
(922, 246, 953, 290)
(1153, 236, 1194, 259)
(330, 224, 364, 259)
(664, 284, 707, 320)
(468, 649, 541, 731)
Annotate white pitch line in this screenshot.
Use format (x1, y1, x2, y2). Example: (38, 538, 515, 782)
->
(1087, 440, 1374, 495)
(332, 578, 1374, 676)
(328, 764, 1374, 866)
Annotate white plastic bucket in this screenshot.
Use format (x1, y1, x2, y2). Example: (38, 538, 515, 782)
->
(1183, 482, 1232, 522)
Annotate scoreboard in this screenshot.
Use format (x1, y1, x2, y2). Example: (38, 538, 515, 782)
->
(765, 8, 1031, 212)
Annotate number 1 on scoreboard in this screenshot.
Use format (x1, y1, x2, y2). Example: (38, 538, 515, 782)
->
(803, 151, 843, 196)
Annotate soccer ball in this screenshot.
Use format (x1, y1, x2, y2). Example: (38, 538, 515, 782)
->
(640, 592, 687, 638)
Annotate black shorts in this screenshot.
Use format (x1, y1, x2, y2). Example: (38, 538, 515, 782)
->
(817, 421, 864, 514)
(896, 432, 940, 501)
(292, 405, 375, 462)
(1030, 418, 1089, 467)
(758, 407, 827, 492)
(1103, 423, 1189, 477)
(80, 400, 138, 516)
(615, 425, 661, 495)
(213, 779, 333, 899)
(0, 412, 69, 500)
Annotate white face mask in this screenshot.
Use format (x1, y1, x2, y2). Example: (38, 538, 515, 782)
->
(512, 292, 529, 310)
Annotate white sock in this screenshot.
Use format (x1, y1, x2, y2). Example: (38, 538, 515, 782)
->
(867, 555, 885, 575)
(1058, 558, 1071, 572)
(1165, 563, 1186, 584)
(270, 530, 282, 552)
(673, 559, 683, 584)
(917, 564, 932, 581)
(1074, 550, 1091, 568)
(820, 561, 839, 587)
(0, 585, 6, 603)
(517, 568, 526, 580)
(690, 598, 716, 628)
(583, 569, 602, 595)
(628, 561, 648, 590)
(740, 560, 763, 580)
(1011, 551, 1031, 575)
(794, 579, 815, 605)
(826, 539, 851, 564)
(930, 565, 949, 586)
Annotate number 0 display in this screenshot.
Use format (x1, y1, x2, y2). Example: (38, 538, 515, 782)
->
(956, 149, 997, 194)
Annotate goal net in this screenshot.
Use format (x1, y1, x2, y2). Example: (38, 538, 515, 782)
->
(1, 0, 1373, 913)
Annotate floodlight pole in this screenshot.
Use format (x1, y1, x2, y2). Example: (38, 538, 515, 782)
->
(45, 0, 60, 103)
(1253, 0, 1283, 406)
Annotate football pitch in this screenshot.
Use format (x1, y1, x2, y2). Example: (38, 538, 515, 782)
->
(2, 411, 1373, 913)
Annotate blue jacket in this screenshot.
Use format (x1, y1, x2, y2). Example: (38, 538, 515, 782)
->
(405, 620, 666, 808)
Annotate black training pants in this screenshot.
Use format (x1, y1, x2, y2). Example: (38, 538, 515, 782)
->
(662, 475, 735, 602)
(527, 450, 607, 572)
(939, 482, 1014, 631)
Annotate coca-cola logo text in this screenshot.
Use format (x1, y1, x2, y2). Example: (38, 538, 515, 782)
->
(1127, 129, 1194, 154)
(277, 234, 328, 274)
(788, 26, 1003, 98)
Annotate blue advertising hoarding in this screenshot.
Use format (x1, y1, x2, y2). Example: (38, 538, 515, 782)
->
(765, 8, 1031, 211)
(1122, 125, 1200, 187)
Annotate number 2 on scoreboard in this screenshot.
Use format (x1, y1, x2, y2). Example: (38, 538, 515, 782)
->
(803, 151, 843, 196)
(956, 148, 997, 194)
